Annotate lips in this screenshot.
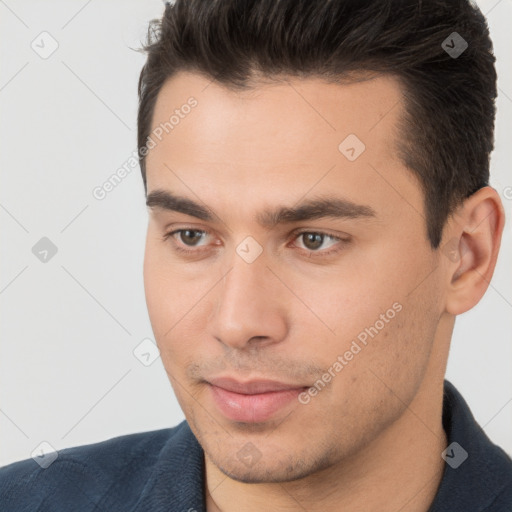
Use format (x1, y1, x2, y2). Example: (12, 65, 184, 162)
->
(208, 377, 305, 394)
(206, 377, 308, 423)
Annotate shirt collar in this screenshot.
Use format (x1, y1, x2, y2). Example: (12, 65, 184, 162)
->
(427, 379, 512, 511)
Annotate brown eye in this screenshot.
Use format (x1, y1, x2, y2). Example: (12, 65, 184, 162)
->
(178, 229, 205, 246)
(300, 233, 325, 251)
(294, 231, 341, 253)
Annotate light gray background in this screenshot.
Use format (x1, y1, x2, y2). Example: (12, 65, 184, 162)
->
(1, 0, 511, 466)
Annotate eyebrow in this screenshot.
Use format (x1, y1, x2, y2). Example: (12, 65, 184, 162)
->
(146, 189, 377, 228)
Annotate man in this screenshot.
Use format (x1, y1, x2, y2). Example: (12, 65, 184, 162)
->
(1, 0, 511, 510)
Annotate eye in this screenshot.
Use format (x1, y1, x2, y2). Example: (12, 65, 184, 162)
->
(163, 228, 349, 258)
(162, 228, 212, 255)
(291, 230, 347, 256)
(174, 229, 208, 247)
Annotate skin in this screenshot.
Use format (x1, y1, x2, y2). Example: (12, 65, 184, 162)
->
(143, 70, 504, 511)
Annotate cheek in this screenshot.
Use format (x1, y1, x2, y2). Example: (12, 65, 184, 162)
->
(143, 232, 185, 345)
(305, 244, 439, 378)
(143, 229, 188, 315)
(143, 233, 213, 368)
(143, 239, 167, 332)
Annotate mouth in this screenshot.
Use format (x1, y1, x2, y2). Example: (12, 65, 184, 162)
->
(205, 377, 309, 423)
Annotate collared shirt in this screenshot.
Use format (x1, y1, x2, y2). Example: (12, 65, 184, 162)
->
(1, 380, 511, 511)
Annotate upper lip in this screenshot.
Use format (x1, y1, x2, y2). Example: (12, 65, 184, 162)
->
(207, 377, 307, 395)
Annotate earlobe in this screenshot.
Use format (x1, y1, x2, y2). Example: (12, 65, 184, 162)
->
(444, 186, 505, 316)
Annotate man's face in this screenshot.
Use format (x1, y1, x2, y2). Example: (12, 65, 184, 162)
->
(143, 71, 445, 482)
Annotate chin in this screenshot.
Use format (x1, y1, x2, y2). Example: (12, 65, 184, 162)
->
(207, 444, 338, 484)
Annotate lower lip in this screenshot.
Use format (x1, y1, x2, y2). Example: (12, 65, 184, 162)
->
(208, 384, 305, 423)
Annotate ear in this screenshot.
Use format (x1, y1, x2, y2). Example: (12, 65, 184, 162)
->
(442, 186, 505, 316)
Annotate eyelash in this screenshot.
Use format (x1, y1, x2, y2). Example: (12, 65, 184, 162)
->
(162, 228, 349, 258)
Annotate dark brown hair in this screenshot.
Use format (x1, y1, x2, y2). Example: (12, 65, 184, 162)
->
(137, 0, 497, 249)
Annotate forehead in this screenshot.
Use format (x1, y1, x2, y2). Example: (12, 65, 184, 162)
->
(145, 71, 421, 227)
(147, 70, 405, 165)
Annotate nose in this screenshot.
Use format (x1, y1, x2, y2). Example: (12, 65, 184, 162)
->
(208, 251, 289, 351)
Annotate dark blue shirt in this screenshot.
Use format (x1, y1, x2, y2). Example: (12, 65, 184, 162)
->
(1, 380, 511, 511)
